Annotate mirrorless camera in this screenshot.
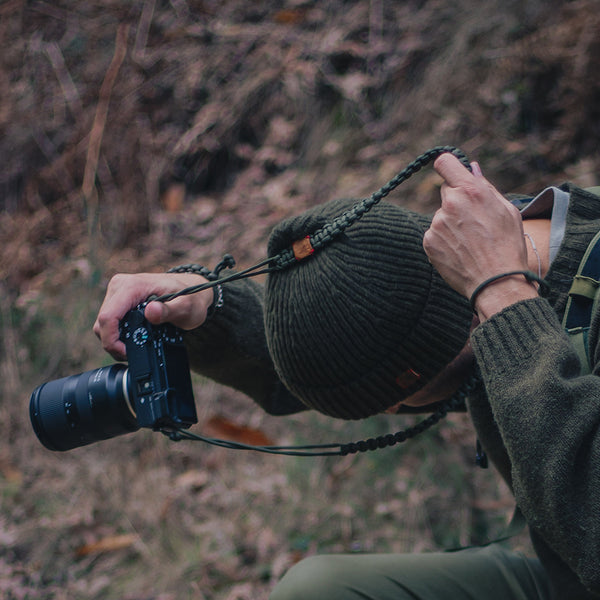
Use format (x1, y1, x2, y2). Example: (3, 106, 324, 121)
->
(29, 304, 198, 451)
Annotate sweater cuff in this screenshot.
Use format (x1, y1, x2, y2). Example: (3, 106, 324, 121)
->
(471, 297, 564, 375)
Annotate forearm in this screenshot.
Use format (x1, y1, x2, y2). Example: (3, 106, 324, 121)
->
(183, 276, 307, 415)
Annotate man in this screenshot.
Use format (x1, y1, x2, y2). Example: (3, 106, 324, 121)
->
(95, 153, 600, 598)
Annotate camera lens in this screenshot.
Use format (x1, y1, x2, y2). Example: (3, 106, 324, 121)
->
(30, 364, 139, 451)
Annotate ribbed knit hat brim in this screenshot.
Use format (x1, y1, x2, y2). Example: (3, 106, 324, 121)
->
(265, 198, 473, 419)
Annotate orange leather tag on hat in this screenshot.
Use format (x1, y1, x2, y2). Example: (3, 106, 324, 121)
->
(292, 236, 315, 260)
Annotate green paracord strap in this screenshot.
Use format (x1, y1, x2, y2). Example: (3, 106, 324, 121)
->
(156, 145, 470, 303)
(272, 145, 470, 270)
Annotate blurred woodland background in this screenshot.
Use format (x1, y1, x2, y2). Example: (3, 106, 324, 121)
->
(1, 0, 599, 598)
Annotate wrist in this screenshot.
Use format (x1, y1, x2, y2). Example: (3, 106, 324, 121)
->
(206, 283, 224, 320)
(167, 264, 224, 323)
(470, 271, 547, 321)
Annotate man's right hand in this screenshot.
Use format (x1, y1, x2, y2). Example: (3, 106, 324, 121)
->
(423, 154, 538, 320)
(93, 272, 213, 361)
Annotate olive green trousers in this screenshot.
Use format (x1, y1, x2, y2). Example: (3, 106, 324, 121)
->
(270, 544, 551, 600)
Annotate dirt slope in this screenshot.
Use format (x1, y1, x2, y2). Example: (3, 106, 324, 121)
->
(1, 1, 599, 598)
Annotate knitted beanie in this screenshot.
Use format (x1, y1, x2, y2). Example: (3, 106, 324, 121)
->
(264, 197, 473, 419)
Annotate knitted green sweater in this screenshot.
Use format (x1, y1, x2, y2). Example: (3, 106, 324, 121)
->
(184, 184, 600, 598)
(470, 184, 600, 598)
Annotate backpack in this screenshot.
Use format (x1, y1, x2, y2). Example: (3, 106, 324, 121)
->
(562, 187, 600, 374)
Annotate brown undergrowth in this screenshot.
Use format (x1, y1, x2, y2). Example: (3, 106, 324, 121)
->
(1, 1, 599, 598)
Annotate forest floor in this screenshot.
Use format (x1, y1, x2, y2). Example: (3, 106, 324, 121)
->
(1, 1, 599, 598)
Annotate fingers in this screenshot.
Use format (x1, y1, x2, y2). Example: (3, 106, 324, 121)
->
(434, 153, 474, 188)
(470, 161, 483, 177)
(435, 154, 512, 211)
(424, 153, 531, 301)
(93, 314, 127, 361)
(94, 272, 211, 361)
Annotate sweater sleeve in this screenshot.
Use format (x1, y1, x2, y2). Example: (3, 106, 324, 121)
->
(180, 275, 446, 418)
(471, 296, 600, 594)
(181, 277, 307, 416)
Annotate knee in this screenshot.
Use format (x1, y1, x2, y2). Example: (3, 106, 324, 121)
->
(270, 555, 350, 600)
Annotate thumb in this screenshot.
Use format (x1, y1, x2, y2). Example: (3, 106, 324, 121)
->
(143, 300, 170, 325)
(143, 294, 211, 330)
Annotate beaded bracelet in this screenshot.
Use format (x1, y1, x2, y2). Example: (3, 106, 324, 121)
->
(469, 270, 550, 313)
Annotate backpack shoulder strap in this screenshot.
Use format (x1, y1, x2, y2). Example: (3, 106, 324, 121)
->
(585, 186, 600, 197)
(562, 228, 600, 374)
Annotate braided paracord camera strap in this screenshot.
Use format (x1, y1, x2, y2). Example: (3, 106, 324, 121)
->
(168, 372, 481, 457)
(271, 145, 470, 270)
(158, 146, 484, 457)
(338, 371, 480, 455)
(162, 146, 471, 287)
(156, 146, 470, 304)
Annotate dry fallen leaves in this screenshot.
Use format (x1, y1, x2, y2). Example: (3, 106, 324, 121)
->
(75, 533, 138, 558)
(202, 415, 275, 447)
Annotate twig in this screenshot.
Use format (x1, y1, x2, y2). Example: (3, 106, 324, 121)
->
(82, 23, 130, 204)
(81, 24, 129, 279)
(368, 0, 383, 74)
(81, 23, 130, 279)
(0, 288, 20, 396)
(43, 41, 83, 118)
(133, 0, 156, 64)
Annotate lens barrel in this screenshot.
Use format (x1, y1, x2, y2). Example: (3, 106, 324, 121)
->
(30, 364, 139, 451)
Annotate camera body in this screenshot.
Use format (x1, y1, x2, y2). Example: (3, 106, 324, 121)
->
(30, 304, 197, 452)
(120, 305, 197, 431)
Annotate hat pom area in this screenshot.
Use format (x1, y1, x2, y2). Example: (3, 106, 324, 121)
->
(265, 198, 473, 419)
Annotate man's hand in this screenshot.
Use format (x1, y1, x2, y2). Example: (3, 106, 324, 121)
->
(423, 153, 538, 319)
(93, 272, 213, 361)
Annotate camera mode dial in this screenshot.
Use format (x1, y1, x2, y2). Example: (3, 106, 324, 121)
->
(132, 327, 149, 346)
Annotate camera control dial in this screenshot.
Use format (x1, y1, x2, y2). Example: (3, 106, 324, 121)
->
(132, 327, 149, 346)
